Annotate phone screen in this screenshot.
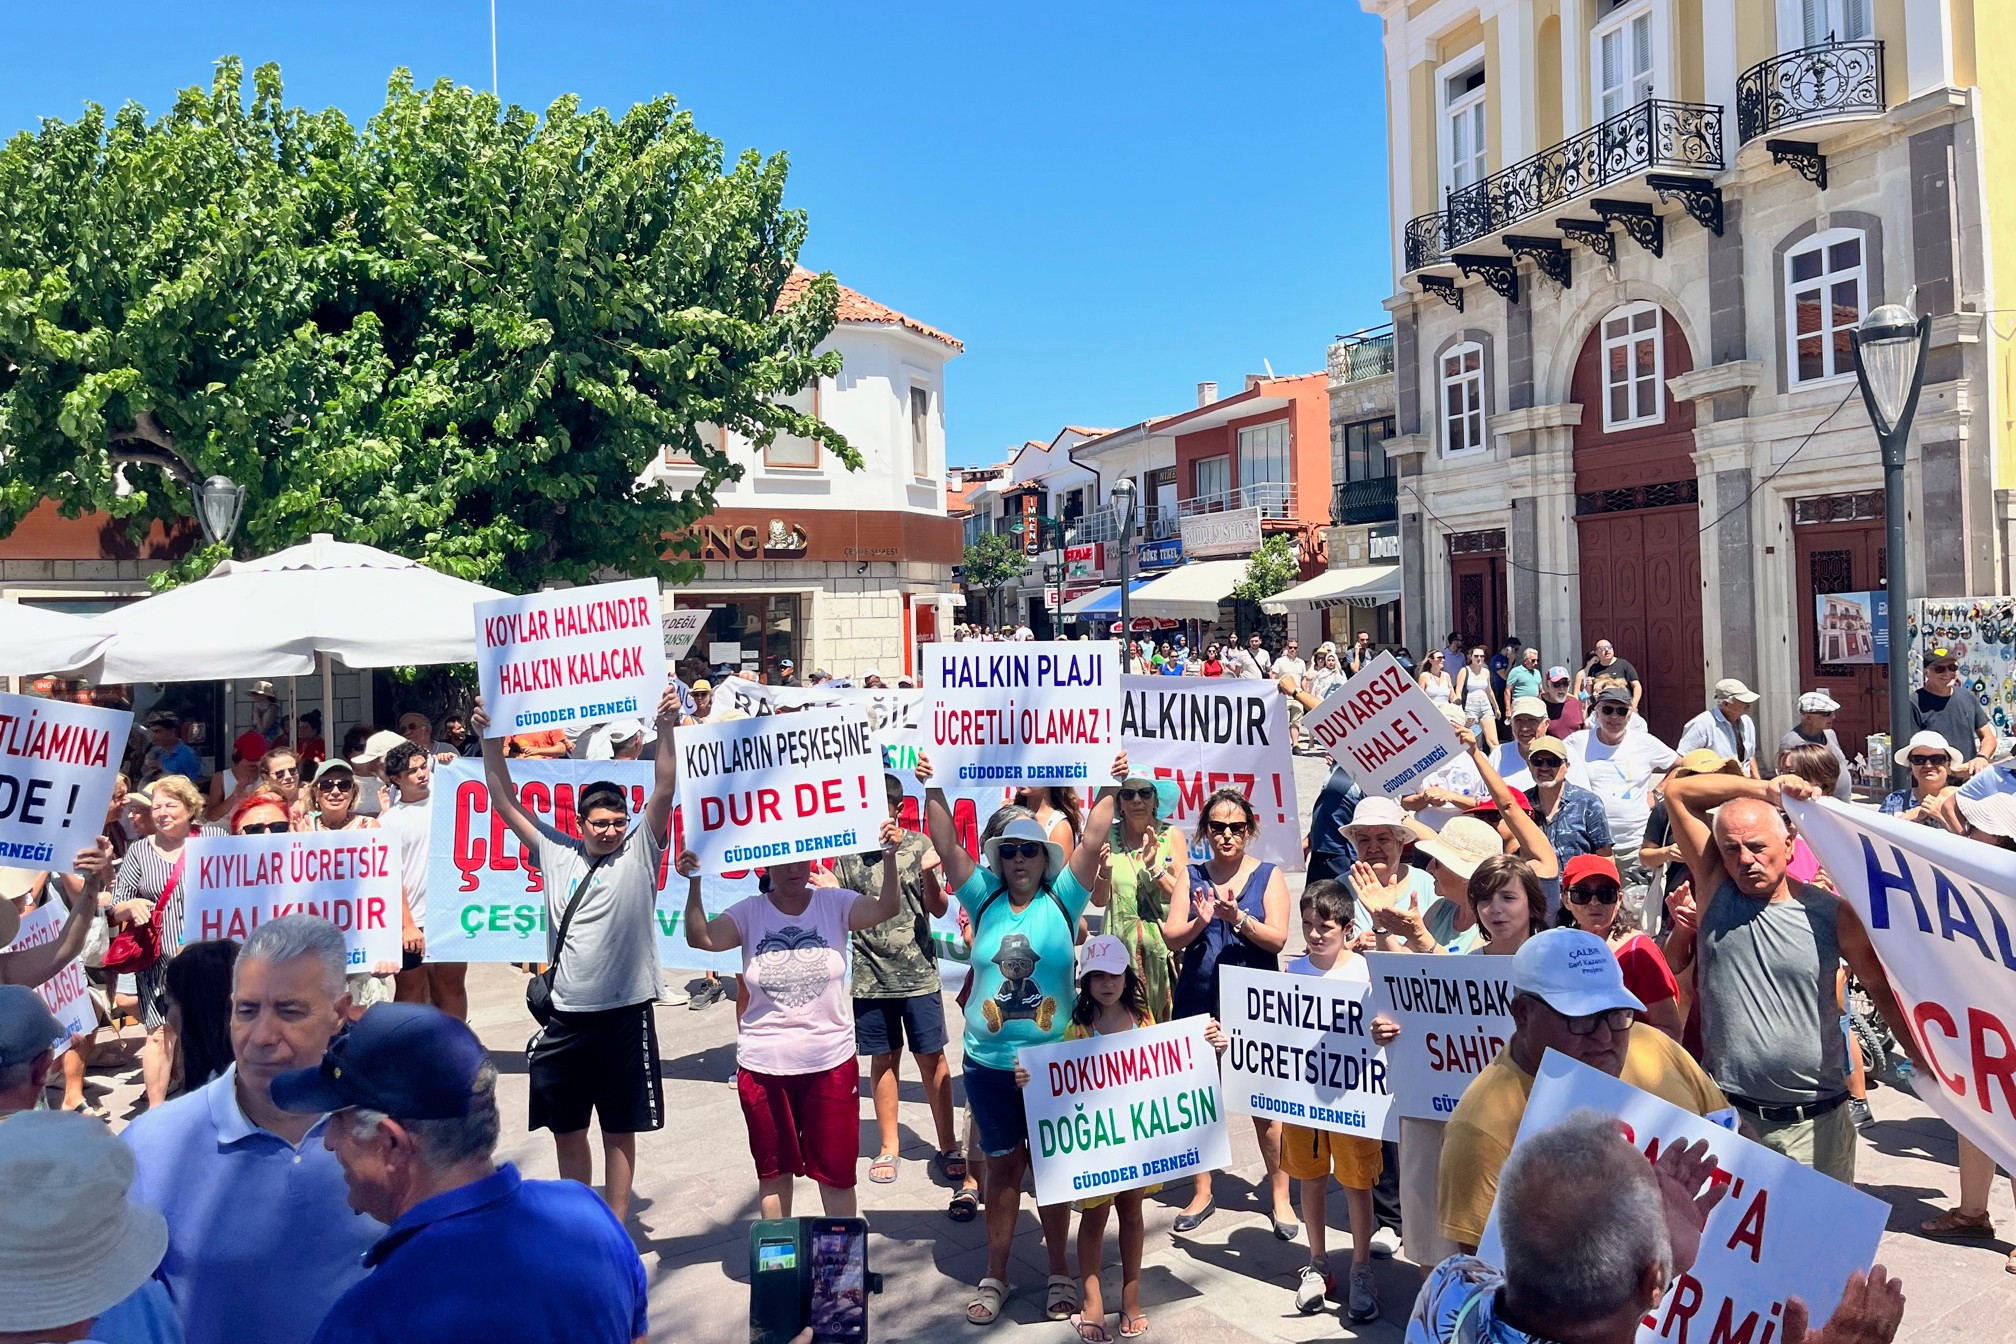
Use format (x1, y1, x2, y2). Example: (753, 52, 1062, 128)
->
(808, 1224, 867, 1342)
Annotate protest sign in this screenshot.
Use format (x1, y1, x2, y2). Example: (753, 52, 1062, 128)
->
(0, 694, 132, 868)
(1790, 796, 2016, 1173)
(674, 706, 880, 870)
(473, 578, 667, 739)
(662, 607, 709, 660)
(1120, 675, 1300, 872)
(1300, 652, 1462, 799)
(423, 759, 750, 975)
(183, 831, 401, 973)
(5, 903, 93, 1056)
(1367, 952, 1514, 1121)
(1480, 1051, 1887, 1341)
(1019, 1017, 1230, 1207)
(1219, 963, 1396, 1140)
(921, 640, 1120, 787)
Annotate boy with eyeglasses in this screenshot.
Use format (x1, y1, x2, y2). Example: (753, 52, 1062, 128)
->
(1909, 643, 1996, 777)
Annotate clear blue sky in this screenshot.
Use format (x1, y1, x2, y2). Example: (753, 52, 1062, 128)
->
(4, 1, 1394, 468)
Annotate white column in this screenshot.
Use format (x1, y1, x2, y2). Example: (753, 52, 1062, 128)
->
(1904, 0, 1955, 100)
(1701, 0, 1738, 118)
(1561, 0, 1588, 137)
(1497, 4, 1536, 167)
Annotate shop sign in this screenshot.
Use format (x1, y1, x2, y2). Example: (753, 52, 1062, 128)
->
(1041, 543, 1104, 582)
(1369, 524, 1399, 562)
(1137, 536, 1183, 569)
(695, 518, 811, 561)
(1042, 582, 1103, 611)
(1021, 494, 1040, 554)
(1178, 507, 1262, 559)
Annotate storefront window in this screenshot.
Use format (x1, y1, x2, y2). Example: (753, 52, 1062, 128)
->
(673, 595, 803, 683)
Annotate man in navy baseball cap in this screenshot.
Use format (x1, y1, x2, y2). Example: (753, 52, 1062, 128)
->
(272, 1003, 650, 1344)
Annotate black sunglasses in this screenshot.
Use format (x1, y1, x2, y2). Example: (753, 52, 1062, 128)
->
(1529, 756, 1563, 769)
(997, 841, 1048, 861)
(1118, 787, 1156, 802)
(1557, 1006, 1635, 1035)
(1929, 663, 1959, 673)
(315, 778, 356, 792)
(1567, 883, 1621, 905)
(1598, 705, 1631, 717)
(239, 821, 291, 835)
(1206, 819, 1249, 836)
(1908, 754, 1950, 767)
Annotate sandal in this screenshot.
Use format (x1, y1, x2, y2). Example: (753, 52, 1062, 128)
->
(1119, 1312, 1149, 1339)
(967, 1277, 1011, 1326)
(1070, 1312, 1113, 1343)
(935, 1148, 969, 1183)
(1046, 1273, 1080, 1321)
(1921, 1207, 1996, 1239)
(948, 1188, 980, 1222)
(869, 1153, 899, 1185)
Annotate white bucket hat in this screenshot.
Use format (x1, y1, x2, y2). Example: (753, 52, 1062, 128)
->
(1341, 795, 1414, 844)
(0, 1111, 168, 1333)
(1902, 729, 1963, 769)
(983, 817, 1065, 881)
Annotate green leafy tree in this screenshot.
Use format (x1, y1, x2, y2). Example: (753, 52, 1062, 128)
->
(0, 58, 846, 589)
(1231, 533, 1302, 647)
(961, 530, 1028, 629)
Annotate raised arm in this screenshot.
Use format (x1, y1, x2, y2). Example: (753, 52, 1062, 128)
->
(0, 839, 112, 988)
(674, 849, 742, 951)
(1663, 771, 1817, 921)
(914, 752, 976, 892)
(470, 698, 545, 856)
(1066, 751, 1130, 898)
(643, 686, 681, 846)
(1463, 728, 1558, 879)
(847, 820, 909, 931)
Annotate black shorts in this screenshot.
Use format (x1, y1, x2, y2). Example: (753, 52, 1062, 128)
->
(853, 992, 948, 1057)
(401, 949, 424, 972)
(527, 1000, 664, 1135)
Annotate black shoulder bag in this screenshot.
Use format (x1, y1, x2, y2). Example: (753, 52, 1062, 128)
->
(526, 849, 614, 1027)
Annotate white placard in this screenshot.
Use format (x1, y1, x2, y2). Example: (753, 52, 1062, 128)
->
(1366, 952, 1514, 1121)
(1219, 963, 1396, 1140)
(1120, 676, 1301, 872)
(707, 641, 742, 666)
(182, 832, 402, 973)
(673, 706, 881, 869)
(473, 578, 666, 739)
(0, 694, 133, 868)
(1481, 1051, 1889, 1341)
(6, 903, 93, 1056)
(1301, 652, 1464, 799)
(920, 640, 1120, 787)
(1790, 796, 2016, 1173)
(662, 608, 709, 660)
(1018, 1017, 1231, 1207)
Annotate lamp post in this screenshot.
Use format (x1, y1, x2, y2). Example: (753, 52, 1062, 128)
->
(112, 442, 248, 551)
(1112, 477, 1138, 652)
(1848, 302, 1932, 790)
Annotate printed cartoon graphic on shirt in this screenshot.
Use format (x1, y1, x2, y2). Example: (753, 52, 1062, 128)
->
(982, 933, 1056, 1032)
(750, 925, 836, 1009)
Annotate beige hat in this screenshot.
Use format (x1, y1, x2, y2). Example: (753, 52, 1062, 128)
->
(1342, 795, 1414, 842)
(1435, 702, 1469, 726)
(350, 729, 406, 764)
(247, 680, 277, 699)
(1509, 696, 1548, 720)
(1408, 814, 1504, 879)
(0, 1111, 168, 1333)
(1713, 678, 1760, 704)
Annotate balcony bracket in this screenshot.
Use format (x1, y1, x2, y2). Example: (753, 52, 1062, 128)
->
(1417, 274, 1464, 312)
(1502, 236, 1571, 290)
(1764, 138, 1828, 190)
(1591, 199, 1663, 259)
(1556, 218, 1616, 266)
(1646, 174, 1724, 236)
(1451, 254, 1519, 305)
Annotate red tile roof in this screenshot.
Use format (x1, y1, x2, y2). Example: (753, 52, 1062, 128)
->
(779, 268, 964, 350)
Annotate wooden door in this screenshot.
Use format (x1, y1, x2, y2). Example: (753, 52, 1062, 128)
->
(1794, 518, 1887, 758)
(1449, 553, 1506, 655)
(1577, 504, 1704, 744)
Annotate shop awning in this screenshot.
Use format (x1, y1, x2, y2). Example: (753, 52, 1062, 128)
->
(1061, 579, 1155, 617)
(1261, 564, 1402, 614)
(1127, 559, 1250, 620)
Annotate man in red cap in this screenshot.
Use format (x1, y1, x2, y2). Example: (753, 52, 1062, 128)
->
(204, 730, 271, 822)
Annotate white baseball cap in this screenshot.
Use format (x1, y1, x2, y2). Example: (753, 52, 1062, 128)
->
(1077, 935, 1131, 979)
(1512, 929, 1646, 1018)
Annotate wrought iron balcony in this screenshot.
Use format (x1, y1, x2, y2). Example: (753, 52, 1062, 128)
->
(1444, 98, 1723, 249)
(1736, 39, 1885, 144)
(1328, 328, 1395, 384)
(1405, 212, 1448, 272)
(1330, 477, 1398, 526)
(1176, 482, 1297, 522)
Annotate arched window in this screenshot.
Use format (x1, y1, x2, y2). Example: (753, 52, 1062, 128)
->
(1784, 227, 1867, 386)
(1600, 302, 1664, 430)
(1440, 342, 1487, 457)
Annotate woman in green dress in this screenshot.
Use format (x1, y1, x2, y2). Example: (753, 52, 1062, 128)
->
(1092, 773, 1184, 1022)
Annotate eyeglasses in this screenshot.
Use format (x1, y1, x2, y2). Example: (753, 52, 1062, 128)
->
(1566, 883, 1621, 906)
(1929, 663, 1959, 674)
(1555, 1005, 1635, 1035)
(238, 821, 291, 835)
(996, 841, 1048, 861)
(1529, 757, 1563, 770)
(315, 779, 356, 794)
(1118, 787, 1156, 802)
(1598, 705, 1631, 717)
(268, 768, 298, 780)
(1908, 754, 1950, 768)
(1206, 819, 1249, 837)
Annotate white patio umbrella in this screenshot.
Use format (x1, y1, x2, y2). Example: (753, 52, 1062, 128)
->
(0, 601, 116, 676)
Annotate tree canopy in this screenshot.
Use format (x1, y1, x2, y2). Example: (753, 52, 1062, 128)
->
(0, 58, 848, 589)
(1231, 533, 1299, 603)
(960, 531, 1028, 626)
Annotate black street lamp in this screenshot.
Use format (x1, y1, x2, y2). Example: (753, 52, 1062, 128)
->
(112, 440, 248, 550)
(1112, 477, 1139, 651)
(1848, 302, 1932, 790)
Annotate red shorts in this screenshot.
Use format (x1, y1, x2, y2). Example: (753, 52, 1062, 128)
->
(737, 1058, 860, 1188)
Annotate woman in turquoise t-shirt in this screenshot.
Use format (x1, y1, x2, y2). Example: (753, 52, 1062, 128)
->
(920, 750, 1127, 1329)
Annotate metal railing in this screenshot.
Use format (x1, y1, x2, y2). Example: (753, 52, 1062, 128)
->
(1736, 39, 1885, 144)
(1068, 501, 1180, 545)
(1328, 328, 1396, 383)
(1175, 482, 1297, 521)
(1444, 98, 1723, 249)
(1330, 477, 1398, 526)
(1405, 211, 1447, 272)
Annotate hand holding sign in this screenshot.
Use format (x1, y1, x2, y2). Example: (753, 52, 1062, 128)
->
(1652, 1136, 1730, 1276)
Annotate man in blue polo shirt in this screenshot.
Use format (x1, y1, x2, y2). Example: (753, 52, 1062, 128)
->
(275, 1001, 649, 1344)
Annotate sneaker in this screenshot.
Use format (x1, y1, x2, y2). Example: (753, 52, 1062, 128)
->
(1347, 1264, 1380, 1323)
(1293, 1264, 1332, 1316)
(1368, 1226, 1400, 1260)
(688, 980, 726, 1010)
(658, 985, 692, 1007)
(1849, 1097, 1874, 1131)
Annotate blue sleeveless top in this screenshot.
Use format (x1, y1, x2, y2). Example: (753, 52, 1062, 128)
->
(1172, 859, 1279, 1021)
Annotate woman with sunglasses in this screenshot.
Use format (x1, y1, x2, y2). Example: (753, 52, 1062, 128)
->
(1554, 854, 1681, 1039)
(1417, 649, 1454, 707)
(1095, 773, 1183, 1023)
(105, 773, 204, 1109)
(1304, 643, 1344, 703)
(1160, 788, 1296, 1237)
(258, 748, 304, 824)
(296, 761, 396, 1006)
(1014, 784, 1084, 869)
(1200, 642, 1225, 679)
(1880, 730, 1960, 824)
(1452, 648, 1499, 748)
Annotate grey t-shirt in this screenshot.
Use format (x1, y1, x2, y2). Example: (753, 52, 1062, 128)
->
(535, 818, 664, 1012)
(1697, 877, 1845, 1107)
(1912, 688, 1988, 760)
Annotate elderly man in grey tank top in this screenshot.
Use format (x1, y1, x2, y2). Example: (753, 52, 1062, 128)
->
(1662, 771, 1921, 1184)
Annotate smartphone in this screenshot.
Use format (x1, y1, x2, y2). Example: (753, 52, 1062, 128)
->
(749, 1220, 803, 1344)
(806, 1218, 869, 1343)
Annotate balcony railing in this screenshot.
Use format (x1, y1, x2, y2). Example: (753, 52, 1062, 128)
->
(1330, 477, 1398, 526)
(1068, 501, 1180, 546)
(1405, 212, 1447, 272)
(1736, 39, 1885, 144)
(1176, 482, 1297, 522)
(1444, 98, 1723, 249)
(1329, 328, 1395, 384)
